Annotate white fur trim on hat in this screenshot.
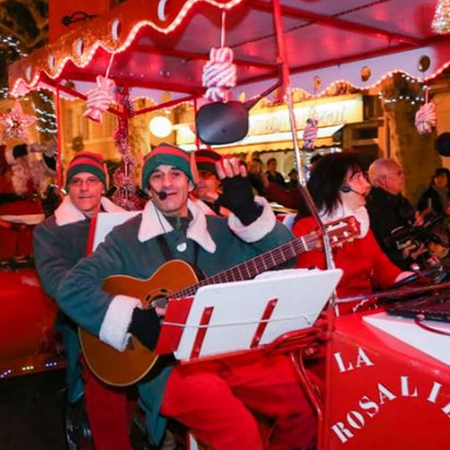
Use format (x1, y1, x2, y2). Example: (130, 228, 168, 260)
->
(99, 295, 142, 352)
(227, 196, 276, 243)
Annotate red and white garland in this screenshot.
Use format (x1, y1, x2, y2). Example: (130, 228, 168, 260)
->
(415, 102, 436, 134)
(84, 75, 116, 123)
(202, 47, 236, 102)
(415, 87, 436, 135)
(303, 117, 318, 150)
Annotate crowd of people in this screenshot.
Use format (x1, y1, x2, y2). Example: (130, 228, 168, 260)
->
(251, 152, 450, 276)
(2, 140, 449, 450)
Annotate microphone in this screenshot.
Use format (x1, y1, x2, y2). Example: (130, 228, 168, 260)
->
(150, 186, 168, 200)
(340, 185, 365, 197)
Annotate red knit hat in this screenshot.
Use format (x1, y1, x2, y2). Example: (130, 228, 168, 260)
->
(65, 151, 108, 190)
(195, 149, 222, 175)
(141, 143, 194, 189)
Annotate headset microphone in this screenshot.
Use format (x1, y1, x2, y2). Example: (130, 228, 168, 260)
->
(340, 185, 365, 197)
(150, 186, 168, 200)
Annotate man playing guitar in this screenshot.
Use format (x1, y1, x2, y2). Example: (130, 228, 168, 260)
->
(58, 143, 316, 450)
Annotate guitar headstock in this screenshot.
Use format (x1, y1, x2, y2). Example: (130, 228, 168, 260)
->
(325, 215, 360, 247)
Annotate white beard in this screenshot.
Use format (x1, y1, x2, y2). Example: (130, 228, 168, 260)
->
(10, 155, 52, 196)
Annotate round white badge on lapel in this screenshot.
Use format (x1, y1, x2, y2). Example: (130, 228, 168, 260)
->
(177, 242, 187, 252)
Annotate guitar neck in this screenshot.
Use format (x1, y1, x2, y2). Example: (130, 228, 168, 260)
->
(174, 235, 311, 299)
(172, 216, 357, 300)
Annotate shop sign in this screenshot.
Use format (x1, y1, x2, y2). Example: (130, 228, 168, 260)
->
(176, 94, 363, 146)
(248, 94, 363, 136)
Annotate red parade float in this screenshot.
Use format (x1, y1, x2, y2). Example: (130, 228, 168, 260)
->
(5, 0, 450, 449)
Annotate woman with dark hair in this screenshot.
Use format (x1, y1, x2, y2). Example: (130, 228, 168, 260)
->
(293, 152, 412, 314)
(417, 167, 450, 217)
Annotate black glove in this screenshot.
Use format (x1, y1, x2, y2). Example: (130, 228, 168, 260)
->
(128, 308, 161, 351)
(218, 176, 262, 225)
(12, 144, 28, 159)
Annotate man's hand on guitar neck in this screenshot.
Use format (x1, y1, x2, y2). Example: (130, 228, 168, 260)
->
(216, 157, 263, 226)
(128, 308, 163, 351)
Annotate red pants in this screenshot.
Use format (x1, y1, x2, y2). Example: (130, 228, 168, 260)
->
(160, 354, 316, 450)
(82, 361, 134, 450)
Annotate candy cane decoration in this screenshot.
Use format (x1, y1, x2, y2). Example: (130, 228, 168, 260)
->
(303, 117, 318, 150)
(415, 87, 436, 135)
(202, 47, 236, 102)
(84, 75, 116, 123)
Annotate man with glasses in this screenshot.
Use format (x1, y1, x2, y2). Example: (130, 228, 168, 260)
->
(33, 151, 134, 450)
(367, 158, 424, 270)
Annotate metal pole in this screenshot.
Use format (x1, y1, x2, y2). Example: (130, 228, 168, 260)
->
(270, 3, 337, 449)
(270, 0, 335, 272)
(55, 87, 63, 192)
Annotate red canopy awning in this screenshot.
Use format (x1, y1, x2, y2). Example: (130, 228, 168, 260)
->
(8, 0, 450, 103)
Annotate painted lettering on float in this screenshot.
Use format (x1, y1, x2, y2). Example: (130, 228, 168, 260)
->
(333, 347, 374, 373)
(331, 377, 450, 444)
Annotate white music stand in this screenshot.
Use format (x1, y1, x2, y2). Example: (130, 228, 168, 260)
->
(91, 211, 140, 251)
(156, 269, 342, 361)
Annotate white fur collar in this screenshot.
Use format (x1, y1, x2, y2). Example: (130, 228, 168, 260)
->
(55, 196, 125, 226)
(137, 198, 217, 253)
(320, 204, 370, 238)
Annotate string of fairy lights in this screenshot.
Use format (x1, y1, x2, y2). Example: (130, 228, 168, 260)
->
(32, 92, 58, 135)
(377, 74, 428, 106)
(0, 34, 57, 136)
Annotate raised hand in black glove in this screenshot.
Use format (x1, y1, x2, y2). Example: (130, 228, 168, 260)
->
(128, 308, 162, 351)
(216, 157, 262, 225)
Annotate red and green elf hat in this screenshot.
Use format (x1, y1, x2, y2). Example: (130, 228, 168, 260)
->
(65, 151, 108, 191)
(141, 142, 195, 189)
(195, 149, 222, 175)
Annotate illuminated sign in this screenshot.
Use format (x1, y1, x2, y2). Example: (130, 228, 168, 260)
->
(249, 94, 363, 136)
(177, 94, 363, 146)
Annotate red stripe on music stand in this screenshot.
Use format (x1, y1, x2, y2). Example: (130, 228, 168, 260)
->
(250, 298, 278, 348)
(190, 306, 214, 359)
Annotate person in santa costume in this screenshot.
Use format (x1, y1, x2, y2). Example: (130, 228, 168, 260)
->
(293, 152, 414, 315)
(34, 151, 141, 450)
(57, 142, 316, 450)
(0, 143, 55, 261)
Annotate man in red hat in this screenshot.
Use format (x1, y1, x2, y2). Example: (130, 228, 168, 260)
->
(58, 142, 316, 450)
(193, 148, 229, 216)
(34, 151, 138, 450)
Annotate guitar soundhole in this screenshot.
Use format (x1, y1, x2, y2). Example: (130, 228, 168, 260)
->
(145, 288, 170, 309)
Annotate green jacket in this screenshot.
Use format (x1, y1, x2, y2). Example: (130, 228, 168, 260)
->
(33, 196, 123, 403)
(58, 197, 294, 444)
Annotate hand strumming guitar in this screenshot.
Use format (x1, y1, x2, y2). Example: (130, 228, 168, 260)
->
(216, 157, 263, 225)
(128, 308, 162, 351)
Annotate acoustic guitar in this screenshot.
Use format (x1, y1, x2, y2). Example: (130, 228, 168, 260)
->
(80, 216, 359, 386)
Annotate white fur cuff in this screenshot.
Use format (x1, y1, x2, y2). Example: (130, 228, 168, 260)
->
(99, 295, 142, 351)
(228, 196, 276, 243)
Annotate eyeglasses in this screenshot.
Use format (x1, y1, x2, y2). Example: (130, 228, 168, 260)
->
(69, 177, 101, 187)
